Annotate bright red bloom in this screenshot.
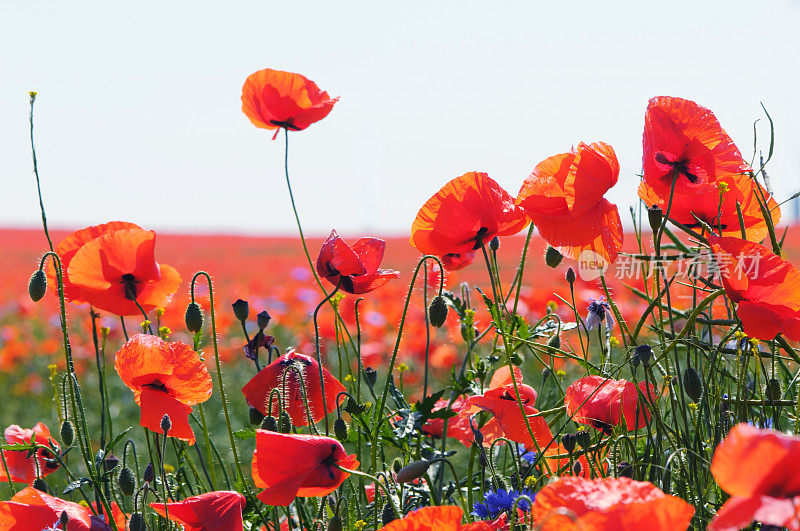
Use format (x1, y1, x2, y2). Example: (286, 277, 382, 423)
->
(441, 251, 477, 271)
(564, 376, 656, 434)
(378, 506, 494, 530)
(532, 476, 694, 530)
(115, 334, 212, 444)
(0, 423, 59, 484)
(411, 172, 530, 256)
(151, 491, 247, 531)
(709, 235, 800, 341)
(49, 221, 181, 316)
(316, 230, 400, 294)
(0, 487, 126, 530)
(516, 142, 624, 264)
(709, 423, 800, 530)
(638, 96, 780, 241)
(251, 430, 358, 506)
(242, 68, 338, 139)
(242, 349, 345, 426)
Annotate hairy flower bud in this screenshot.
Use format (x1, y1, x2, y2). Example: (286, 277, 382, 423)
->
(28, 269, 47, 302)
(60, 420, 74, 447)
(489, 236, 500, 251)
(184, 302, 204, 333)
(279, 411, 292, 433)
(617, 461, 633, 478)
(565, 267, 576, 284)
(160, 414, 172, 434)
(648, 204, 663, 233)
(683, 367, 703, 403)
(327, 516, 343, 531)
(635, 344, 652, 366)
(143, 463, 155, 484)
(382, 502, 397, 525)
(396, 460, 431, 483)
(129, 513, 147, 531)
(428, 295, 448, 328)
(118, 466, 136, 496)
(261, 415, 278, 432)
(249, 407, 265, 426)
(562, 433, 577, 454)
(257, 310, 272, 331)
(575, 430, 591, 450)
(334, 418, 348, 442)
(33, 477, 48, 492)
(765, 378, 782, 403)
(232, 298, 249, 322)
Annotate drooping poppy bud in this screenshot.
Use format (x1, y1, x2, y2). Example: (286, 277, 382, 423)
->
(566, 267, 576, 284)
(683, 368, 703, 403)
(428, 295, 448, 328)
(28, 269, 47, 302)
(328, 515, 343, 531)
(60, 420, 74, 447)
(617, 461, 633, 478)
(545, 246, 563, 268)
(562, 433, 577, 454)
(118, 466, 136, 496)
(261, 416, 278, 432)
(143, 462, 155, 484)
(249, 407, 265, 426)
(232, 299, 249, 322)
(129, 513, 147, 531)
(575, 430, 591, 450)
(381, 502, 397, 525)
(635, 344, 652, 365)
(765, 378, 782, 403)
(185, 302, 204, 333)
(104, 454, 120, 472)
(32, 478, 47, 492)
(334, 418, 348, 442)
(396, 460, 431, 483)
(279, 411, 292, 433)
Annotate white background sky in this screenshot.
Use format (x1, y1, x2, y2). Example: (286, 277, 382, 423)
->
(2, 1, 799, 237)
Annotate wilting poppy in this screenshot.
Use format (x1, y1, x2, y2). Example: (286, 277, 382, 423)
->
(516, 142, 624, 264)
(564, 376, 655, 434)
(709, 235, 800, 341)
(0, 423, 59, 484)
(316, 230, 400, 294)
(150, 491, 247, 531)
(532, 476, 694, 530)
(411, 172, 529, 256)
(709, 423, 800, 530)
(49, 222, 181, 316)
(379, 505, 494, 530)
(0, 487, 125, 530)
(115, 334, 212, 444)
(251, 430, 358, 506)
(638, 96, 780, 241)
(441, 251, 477, 271)
(242, 349, 345, 426)
(241, 68, 338, 139)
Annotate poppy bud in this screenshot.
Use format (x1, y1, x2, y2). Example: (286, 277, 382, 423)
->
(511, 352, 523, 366)
(488, 236, 500, 251)
(647, 204, 663, 233)
(129, 513, 147, 531)
(28, 269, 47, 302)
(33, 477, 47, 492)
(60, 420, 74, 447)
(617, 461, 633, 478)
(428, 296, 448, 328)
(547, 334, 561, 351)
(562, 432, 577, 454)
(765, 378, 782, 403)
(683, 367, 703, 403)
(60, 511, 69, 528)
(491, 475, 507, 491)
(143, 462, 155, 484)
(104, 454, 120, 472)
(392, 460, 402, 474)
(396, 460, 431, 483)
(328, 516, 343, 531)
(381, 502, 397, 525)
(249, 407, 265, 426)
(545, 246, 563, 268)
(565, 267, 576, 284)
(257, 310, 272, 331)
(635, 344, 652, 366)
(160, 414, 172, 434)
(334, 418, 348, 441)
(118, 466, 136, 496)
(261, 415, 278, 432)
(279, 411, 292, 433)
(364, 367, 378, 387)
(575, 430, 591, 450)
(573, 461, 583, 475)
(184, 302, 204, 333)
(232, 299, 249, 322)
(474, 359, 487, 381)
(542, 367, 551, 384)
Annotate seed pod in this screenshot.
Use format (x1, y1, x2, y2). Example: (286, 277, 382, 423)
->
(28, 269, 47, 302)
(232, 299, 249, 322)
(327, 516, 343, 531)
(561, 433, 577, 454)
(279, 411, 292, 433)
(104, 454, 120, 472)
(396, 460, 431, 483)
(565, 267, 576, 285)
(118, 466, 136, 496)
(572, 461, 583, 475)
(648, 205, 663, 233)
(261, 415, 278, 432)
(428, 296, 448, 328)
(542, 367, 552, 384)
(129, 513, 147, 531)
(364, 367, 378, 387)
(381, 502, 397, 525)
(184, 302, 204, 333)
(765, 378, 782, 403)
(683, 367, 703, 403)
(545, 246, 563, 268)
(257, 310, 272, 331)
(142, 462, 155, 484)
(617, 461, 633, 478)
(635, 344, 652, 366)
(249, 407, 265, 426)
(489, 236, 500, 251)
(33, 477, 47, 492)
(334, 418, 348, 442)
(575, 430, 591, 450)
(60, 420, 74, 447)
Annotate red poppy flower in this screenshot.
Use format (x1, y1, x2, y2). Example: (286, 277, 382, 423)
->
(241, 68, 338, 139)
(49, 222, 181, 316)
(709, 423, 800, 530)
(638, 96, 780, 241)
(0, 487, 126, 530)
(115, 334, 212, 444)
(516, 142, 624, 264)
(411, 172, 530, 256)
(564, 376, 656, 434)
(422, 397, 472, 447)
(150, 491, 247, 531)
(242, 349, 345, 426)
(251, 430, 358, 506)
(709, 235, 800, 341)
(0, 423, 59, 484)
(316, 230, 400, 294)
(378, 506, 494, 531)
(441, 251, 477, 271)
(532, 476, 695, 531)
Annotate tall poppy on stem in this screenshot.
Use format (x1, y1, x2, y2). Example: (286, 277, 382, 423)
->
(316, 230, 400, 294)
(0, 423, 59, 484)
(115, 334, 212, 444)
(251, 430, 358, 506)
(708, 235, 800, 341)
(378, 506, 494, 530)
(564, 376, 656, 434)
(411, 172, 529, 256)
(242, 349, 345, 426)
(150, 491, 247, 531)
(242, 68, 338, 139)
(49, 222, 181, 316)
(0, 487, 126, 530)
(516, 142, 624, 265)
(638, 96, 780, 241)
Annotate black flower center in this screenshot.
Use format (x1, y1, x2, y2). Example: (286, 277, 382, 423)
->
(121, 273, 139, 300)
(655, 153, 699, 183)
(472, 227, 489, 250)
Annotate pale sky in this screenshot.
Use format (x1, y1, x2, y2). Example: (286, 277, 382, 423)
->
(2, 1, 799, 237)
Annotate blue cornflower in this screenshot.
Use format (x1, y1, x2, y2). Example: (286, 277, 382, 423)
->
(516, 444, 538, 465)
(472, 487, 536, 519)
(586, 297, 614, 331)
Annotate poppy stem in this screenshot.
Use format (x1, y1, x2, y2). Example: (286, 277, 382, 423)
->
(28, 93, 54, 253)
(313, 279, 342, 435)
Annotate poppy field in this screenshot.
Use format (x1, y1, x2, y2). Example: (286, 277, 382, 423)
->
(2, 70, 800, 531)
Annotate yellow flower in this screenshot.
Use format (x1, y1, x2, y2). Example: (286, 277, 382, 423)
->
(396, 363, 409, 374)
(609, 336, 620, 347)
(556, 369, 566, 379)
(354, 520, 367, 530)
(546, 300, 558, 313)
(344, 374, 354, 382)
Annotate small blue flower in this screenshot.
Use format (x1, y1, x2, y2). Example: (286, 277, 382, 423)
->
(472, 487, 536, 519)
(516, 443, 538, 464)
(586, 297, 614, 331)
